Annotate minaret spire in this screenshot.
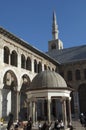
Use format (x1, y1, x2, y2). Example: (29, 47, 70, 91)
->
(52, 11, 59, 40)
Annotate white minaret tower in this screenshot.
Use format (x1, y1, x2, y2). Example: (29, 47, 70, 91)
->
(52, 11, 59, 40)
(48, 11, 63, 52)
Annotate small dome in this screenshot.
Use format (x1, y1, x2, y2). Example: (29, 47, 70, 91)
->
(30, 70, 67, 89)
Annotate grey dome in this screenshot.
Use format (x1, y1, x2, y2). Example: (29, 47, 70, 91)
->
(30, 70, 67, 89)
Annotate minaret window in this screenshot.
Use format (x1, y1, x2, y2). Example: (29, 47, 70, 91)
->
(51, 43, 56, 50)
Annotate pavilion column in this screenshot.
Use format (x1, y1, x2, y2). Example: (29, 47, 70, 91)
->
(32, 99, 37, 123)
(30, 101, 32, 119)
(62, 99, 67, 128)
(67, 97, 72, 124)
(35, 101, 37, 122)
(47, 98, 51, 123)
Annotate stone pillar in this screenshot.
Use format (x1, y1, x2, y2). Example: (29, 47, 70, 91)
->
(73, 91, 80, 118)
(35, 101, 37, 122)
(32, 101, 36, 123)
(17, 48, 22, 68)
(32, 58, 34, 73)
(62, 99, 67, 128)
(47, 98, 51, 123)
(2, 89, 8, 118)
(67, 97, 72, 124)
(0, 89, 2, 118)
(16, 91, 20, 121)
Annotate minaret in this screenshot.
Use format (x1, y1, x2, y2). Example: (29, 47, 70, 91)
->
(48, 11, 63, 52)
(52, 11, 59, 40)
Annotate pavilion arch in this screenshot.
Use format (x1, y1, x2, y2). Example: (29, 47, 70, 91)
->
(20, 74, 31, 121)
(2, 70, 18, 120)
(78, 83, 86, 113)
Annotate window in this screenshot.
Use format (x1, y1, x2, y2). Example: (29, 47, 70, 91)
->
(38, 62, 42, 73)
(44, 64, 47, 70)
(84, 69, 86, 79)
(21, 54, 26, 69)
(34, 59, 38, 73)
(26, 57, 31, 71)
(67, 70, 72, 81)
(4, 46, 10, 64)
(75, 69, 81, 80)
(51, 43, 56, 50)
(11, 50, 17, 67)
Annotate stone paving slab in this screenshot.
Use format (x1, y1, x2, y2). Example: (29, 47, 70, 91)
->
(1, 120, 86, 130)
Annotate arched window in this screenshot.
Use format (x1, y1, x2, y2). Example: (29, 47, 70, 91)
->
(75, 69, 81, 80)
(34, 59, 38, 73)
(52, 68, 54, 71)
(44, 64, 47, 70)
(67, 70, 72, 81)
(4, 46, 10, 64)
(51, 43, 56, 50)
(38, 62, 42, 73)
(84, 69, 86, 79)
(48, 66, 50, 70)
(21, 54, 26, 69)
(26, 57, 31, 71)
(11, 50, 17, 67)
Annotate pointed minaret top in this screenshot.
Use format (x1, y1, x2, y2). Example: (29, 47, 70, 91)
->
(52, 11, 59, 40)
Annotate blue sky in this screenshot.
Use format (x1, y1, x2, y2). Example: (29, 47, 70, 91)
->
(0, 0, 86, 52)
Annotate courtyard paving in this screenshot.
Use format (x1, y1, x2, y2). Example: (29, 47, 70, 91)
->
(0, 119, 86, 130)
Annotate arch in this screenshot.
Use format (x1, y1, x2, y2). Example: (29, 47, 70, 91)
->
(44, 64, 47, 70)
(38, 62, 42, 73)
(26, 57, 31, 71)
(48, 66, 51, 70)
(34, 59, 38, 73)
(11, 50, 18, 67)
(67, 70, 72, 81)
(78, 84, 86, 113)
(3, 70, 18, 119)
(4, 46, 10, 64)
(21, 54, 26, 69)
(75, 69, 81, 80)
(20, 74, 31, 120)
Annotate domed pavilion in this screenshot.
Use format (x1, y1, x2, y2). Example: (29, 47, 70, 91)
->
(26, 70, 73, 128)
